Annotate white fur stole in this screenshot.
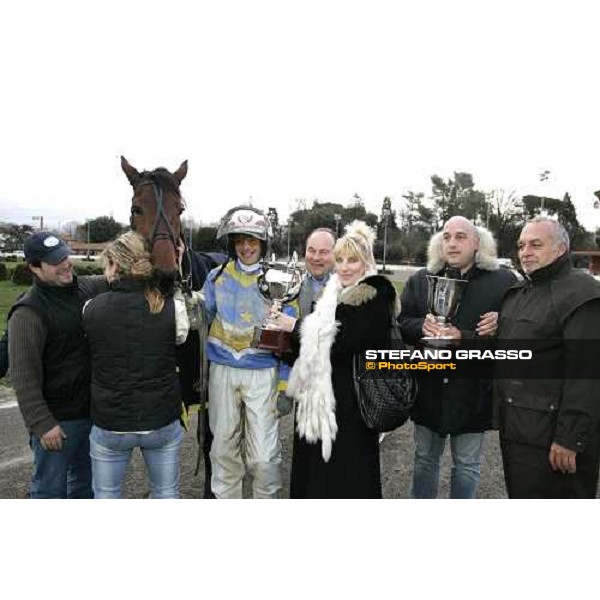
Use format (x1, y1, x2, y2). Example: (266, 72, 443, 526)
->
(287, 274, 342, 462)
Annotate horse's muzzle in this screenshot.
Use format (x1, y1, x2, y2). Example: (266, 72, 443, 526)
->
(151, 238, 179, 274)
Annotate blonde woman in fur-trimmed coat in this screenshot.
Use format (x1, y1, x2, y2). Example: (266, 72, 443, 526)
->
(279, 221, 397, 498)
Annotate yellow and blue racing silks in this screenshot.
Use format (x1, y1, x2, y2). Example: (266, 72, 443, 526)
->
(202, 260, 298, 391)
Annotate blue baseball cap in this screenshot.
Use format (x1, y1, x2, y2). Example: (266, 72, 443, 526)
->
(24, 232, 72, 265)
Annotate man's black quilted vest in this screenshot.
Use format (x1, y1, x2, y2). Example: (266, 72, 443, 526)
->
(10, 277, 93, 421)
(83, 278, 180, 431)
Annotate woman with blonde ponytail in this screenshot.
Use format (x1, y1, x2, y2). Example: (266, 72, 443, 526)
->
(82, 231, 189, 498)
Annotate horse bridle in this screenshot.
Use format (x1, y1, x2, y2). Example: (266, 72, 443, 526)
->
(131, 179, 192, 290)
(131, 180, 180, 246)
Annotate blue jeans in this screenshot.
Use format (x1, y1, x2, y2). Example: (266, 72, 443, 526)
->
(89, 420, 184, 499)
(29, 418, 93, 499)
(411, 424, 485, 499)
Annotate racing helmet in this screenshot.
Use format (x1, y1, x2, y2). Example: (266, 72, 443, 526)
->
(216, 206, 272, 242)
(215, 206, 272, 268)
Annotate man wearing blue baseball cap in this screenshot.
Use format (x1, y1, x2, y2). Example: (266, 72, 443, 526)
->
(24, 231, 72, 266)
(8, 232, 107, 498)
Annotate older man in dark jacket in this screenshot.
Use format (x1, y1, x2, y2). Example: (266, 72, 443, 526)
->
(495, 217, 600, 498)
(399, 216, 517, 498)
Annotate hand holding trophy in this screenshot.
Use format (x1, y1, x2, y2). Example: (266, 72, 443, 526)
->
(252, 257, 303, 354)
(422, 275, 467, 344)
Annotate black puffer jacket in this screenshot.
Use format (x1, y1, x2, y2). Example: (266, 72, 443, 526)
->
(83, 278, 180, 432)
(399, 265, 517, 435)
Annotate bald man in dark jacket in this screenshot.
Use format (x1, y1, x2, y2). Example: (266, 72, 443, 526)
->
(399, 217, 517, 498)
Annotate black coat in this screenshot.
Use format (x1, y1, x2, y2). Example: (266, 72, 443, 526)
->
(399, 265, 517, 435)
(83, 278, 180, 432)
(291, 275, 396, 499)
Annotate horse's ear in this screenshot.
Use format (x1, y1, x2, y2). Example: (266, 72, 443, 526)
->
(121, 156, 141, 187)
(173, 160, 188, 186)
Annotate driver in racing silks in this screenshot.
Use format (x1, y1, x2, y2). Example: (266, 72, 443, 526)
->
(200, 206, 298, 499)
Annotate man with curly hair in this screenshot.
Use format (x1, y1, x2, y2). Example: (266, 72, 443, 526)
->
(8, 232, 107, 498)
(202, 206, 298, 499)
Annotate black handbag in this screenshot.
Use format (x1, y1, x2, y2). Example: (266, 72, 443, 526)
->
(352, 318, 417, 433)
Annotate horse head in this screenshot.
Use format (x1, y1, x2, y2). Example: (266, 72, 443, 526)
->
(121, 156, 187, 278)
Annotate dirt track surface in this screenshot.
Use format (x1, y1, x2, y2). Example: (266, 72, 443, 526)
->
(1, 385, 508, 499)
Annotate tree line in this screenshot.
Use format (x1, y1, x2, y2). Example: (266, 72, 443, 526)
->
(190, 173, 595, 265)
(2, 172, 597, 266)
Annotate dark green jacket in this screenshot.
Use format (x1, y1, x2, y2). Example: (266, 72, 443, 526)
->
(495, 254, 600, 452)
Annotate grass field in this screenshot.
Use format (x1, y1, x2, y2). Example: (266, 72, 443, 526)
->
(392, 281, 404, 295)
(0, 279, 28, 387)
(1, 260, 29, 318)
(0, 280, 29, 326)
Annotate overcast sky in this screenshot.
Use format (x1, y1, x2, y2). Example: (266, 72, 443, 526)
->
(1, 0, 599, 232)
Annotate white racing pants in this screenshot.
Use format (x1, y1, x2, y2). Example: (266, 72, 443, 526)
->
(208, 363, 282, 499)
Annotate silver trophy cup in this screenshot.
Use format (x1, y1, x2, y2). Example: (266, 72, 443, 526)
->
(252, 258, 303, 353)
(423, 275, 467, 340)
